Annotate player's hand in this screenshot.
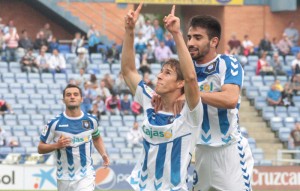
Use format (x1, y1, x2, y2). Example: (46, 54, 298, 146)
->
(163, 5, 181, 35)
(151, 93, 162, 113)
(173, 94, 185, 115)
(57, 135, 71, 148)
(102, 154, 110, 167)
(124, 2, 143, 31)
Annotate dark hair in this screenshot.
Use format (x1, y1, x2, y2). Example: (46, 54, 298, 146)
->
(189, 15, 221, 47)
(162, 58, 184, 94)
(63, 84, 82, 98)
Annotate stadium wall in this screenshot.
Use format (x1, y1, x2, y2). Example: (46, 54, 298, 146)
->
(0, 0, 72, 41)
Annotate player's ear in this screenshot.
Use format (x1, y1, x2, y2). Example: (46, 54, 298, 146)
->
(210, 37, 219, 48)
(177, 80, 184, 89)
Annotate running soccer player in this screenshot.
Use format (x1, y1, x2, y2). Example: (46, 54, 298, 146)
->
(38, 84, 109, 191)
(122, 4, 203, 191)
(187, 16, 254, 191)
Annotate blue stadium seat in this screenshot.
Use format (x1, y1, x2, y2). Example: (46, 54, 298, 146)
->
(254, 97, 267, 111)
(12, 104, 24, 115)
(41, 73, 55, 84)
(15, 72, 28, 83)
(285, 55, 295, 65)
(0, 147, 12, 158)
(16, 94, 30, 105)
(37, 105, 51, 115)
(51, 105, 64, 114)
(278, 127, 291, 142)
(270, 117, 283, 132)
(19, 136, 33, 147)
(13, 125, 27, 136)
(48, 84, 62, 94)
(58, 44, 71, 54)
(0, 83, 10, 94)
(36, 83, 49, 94)
(23, 83, 36, 94)
(262, 106, 275, 121)
(26, 147, 38, 154)
(252, 148, 264, 161)
(3, 94, 17, 105)
(4, 114, 18, 126)
(120, 148, 134, 160)
(26, 125, 39, 136)
(30, 94, 43, 105)
(31, 115, 44, 126)
(54, 73, 67, 84)
(243, 65, 256, 76)
(9, 62, 21, 73)
(247, 137, 256, 150)
(17, 114, 31, 126)
(245, 86, 259, 100)
(65, 53, 76, 63)
(287, 106, 299, 118)
(283, 117, 296, 130)
(28, 73, 41, 84)
(2, 73, 16, 83)
(10, 83, 23, 94)
(12, 147, 26, 154)
(24, 105, 37, 114)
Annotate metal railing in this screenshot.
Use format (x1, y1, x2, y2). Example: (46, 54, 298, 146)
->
(277, 149, 300, 165)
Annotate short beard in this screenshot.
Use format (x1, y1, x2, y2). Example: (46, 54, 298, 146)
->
(191, 44, 210, 62)
(67, 105, 79, 110)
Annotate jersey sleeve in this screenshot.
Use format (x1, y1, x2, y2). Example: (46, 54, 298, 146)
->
(89, 115, 100, 138)
(40, 120, 58, 144)
(221, 55, 244, 88)
(133, 80, 155, 108)
(181, 98, 203, 128)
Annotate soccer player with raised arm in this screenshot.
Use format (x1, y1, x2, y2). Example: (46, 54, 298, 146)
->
(38, 84, 109, 191)
(187, 16, 254, 191)
(122, 4, 203, 191)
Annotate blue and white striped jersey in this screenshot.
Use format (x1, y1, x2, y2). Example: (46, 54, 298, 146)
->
(40, 111, 100, 180)
(195, 54, 244, 146)
(128, 81, 203, 191)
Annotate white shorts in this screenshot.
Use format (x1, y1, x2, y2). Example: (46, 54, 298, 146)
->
(57, 174, 95, 191)
(193, 137, 254, 191)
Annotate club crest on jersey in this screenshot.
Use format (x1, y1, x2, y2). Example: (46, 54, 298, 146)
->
(82, 120, 91, 129)
(204, 62, 217, 74)
(42, 125, 48, 136)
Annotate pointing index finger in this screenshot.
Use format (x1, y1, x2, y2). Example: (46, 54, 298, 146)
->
(171, 5, 175, 15)
(135, 2, 143, 15)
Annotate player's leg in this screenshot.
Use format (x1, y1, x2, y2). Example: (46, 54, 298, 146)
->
(193, 145, 212, 191)
(70, 174, 95, 191)
(210, 138, 254, 191)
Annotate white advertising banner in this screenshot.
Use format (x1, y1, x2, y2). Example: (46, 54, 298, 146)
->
(0, 165, 24, 190)
(0, 165, 57, 190)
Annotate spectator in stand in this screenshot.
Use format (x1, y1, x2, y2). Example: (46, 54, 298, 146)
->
(92, 95, 106, 115)
(120, 93, 131, 115)
(3, 20, 16, 34)
(291, 74, 300, 95)
(48, 36, 59, 53)
(281, 82, 294, 107)
(89, 74, 98, 86)
(164, 32, 176, 54)
(134, 31, 147, 63)
(48, 48, 66, 74)
(131, 101, 143, 122)
(242, 34, 254, 56)
(89, 103, 101, 121)
(102, 73, 115, 93)
(76, 68, 87, 88)
(291, 52, 300, 75)
(36, 45, 50, 73)
(74, 47, 90, 72)
(19, 29, 33, 52)
(139, 61, 152, 76)
(20, 48, 39, 73)
(0, 127, 6, 146)
(259, 33, 273, 55)
(143, 72, 155, 89)
(0, 99, 14, 115)
(81, 81, 94, 113)
(290, 122, 300, 160)
(105, 92, 121, 115)
(284, 21, 299, 46)
(106, 43, 120, 67)
(39, 23, 53, 42)
(4, 27, 19, 62)
(256, 51, 274, 76)
(87, 24, 101, 54)
(153, 19, 164, 42)
(274, 79, 283, 92)
(277, 33, 293, 62)
(271, 37, 279, 54)
(142, 43, 155, 65)
(126, 121, 142, 148)
(114, 72, 131, 95)
(266, 83, 282, 106)
(270, 52, 286, 76)
(96, 79, 111, 100)
(34, 31, 48, 50)
(227, 33, 241, 55)
(0, 17, 5, 32)
(0, 30, 4, 59)
(154, 41, 172, 64)
(141, 19, 155, 42)
(71, 32, 85, 54)
(8, 138, 19, 148)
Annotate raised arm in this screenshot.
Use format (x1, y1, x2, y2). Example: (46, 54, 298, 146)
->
(163, 5, 200, 110)
(121, 3, 143, 95)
